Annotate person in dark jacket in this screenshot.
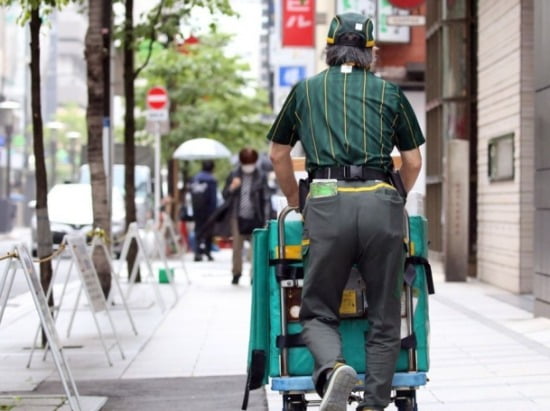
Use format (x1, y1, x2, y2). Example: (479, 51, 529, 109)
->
(190, 160, 218, 262)
(222, 148, 271, 285)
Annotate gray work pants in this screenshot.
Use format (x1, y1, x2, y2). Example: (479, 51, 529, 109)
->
(299, 180, 405, 409)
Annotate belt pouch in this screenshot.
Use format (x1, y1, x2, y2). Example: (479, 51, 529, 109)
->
(389, 170, 408, 200)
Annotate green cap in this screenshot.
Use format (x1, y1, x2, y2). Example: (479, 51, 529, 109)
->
(326, 12, 375, 48)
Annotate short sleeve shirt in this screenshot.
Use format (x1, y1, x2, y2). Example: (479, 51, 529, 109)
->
(266, 66, 425, 172)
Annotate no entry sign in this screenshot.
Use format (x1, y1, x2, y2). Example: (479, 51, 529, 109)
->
(388, 0, 425, 8)
(146, 86, 168, 110)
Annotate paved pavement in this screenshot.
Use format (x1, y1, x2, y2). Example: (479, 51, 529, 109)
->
(2, 227, 550, 410)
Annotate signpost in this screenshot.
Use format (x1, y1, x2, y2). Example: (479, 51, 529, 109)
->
(27, 234, 126, 368)
(146, 86, 169, 120)
(387, 14, 425, 26)
(388, 0, 425, 8)
(0, 245, 83, 411)
(146, 86, 169, 227)
(116, 222, 179, 311)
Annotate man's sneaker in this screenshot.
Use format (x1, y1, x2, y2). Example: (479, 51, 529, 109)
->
(320, 364, 357, 411)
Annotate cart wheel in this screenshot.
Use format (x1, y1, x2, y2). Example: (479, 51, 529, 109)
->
(394, 389, 418, 411)
(282, 393, 307, 411)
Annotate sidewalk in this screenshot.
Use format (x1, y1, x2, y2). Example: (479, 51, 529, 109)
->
(1, 229, 550, 410)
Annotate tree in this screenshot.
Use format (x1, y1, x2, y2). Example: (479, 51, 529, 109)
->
(86, 0, 112, 295)
(0, 0, 71, 345)
(141, 32, 272, 180)
(119, 0, 234, 277)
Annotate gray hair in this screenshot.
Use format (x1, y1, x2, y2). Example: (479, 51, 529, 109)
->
(325, 34, 374, 68)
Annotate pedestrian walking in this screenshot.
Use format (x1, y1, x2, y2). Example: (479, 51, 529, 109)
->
(222, 148, 271, 285)
(190, 160, 218, 262)
(267, 12, 425, 411)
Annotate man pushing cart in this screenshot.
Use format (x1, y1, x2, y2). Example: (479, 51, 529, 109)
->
(249, 11, 429, 411)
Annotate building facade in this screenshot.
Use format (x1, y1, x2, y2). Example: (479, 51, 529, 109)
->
(287, 0, 550, 318)
(533, 0, 550, 316)
(424, 0, 550, 317)
(476, 0, 534, 293)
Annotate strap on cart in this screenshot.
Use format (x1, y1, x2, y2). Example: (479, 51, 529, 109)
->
(241, 349, 266, 410)
(405, 255, 435, 295)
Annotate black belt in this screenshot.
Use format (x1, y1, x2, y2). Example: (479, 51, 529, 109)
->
(309, 165, 389, 183)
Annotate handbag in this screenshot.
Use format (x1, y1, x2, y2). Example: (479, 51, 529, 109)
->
(238, 215, 263, 235)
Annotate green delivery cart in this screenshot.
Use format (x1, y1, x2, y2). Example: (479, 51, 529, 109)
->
(242, 207, 434, 411)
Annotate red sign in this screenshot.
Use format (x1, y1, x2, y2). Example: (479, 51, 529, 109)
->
(388, 0, 425, 9)
(282, 0, 315, 47)
(146, 86, 168, 110)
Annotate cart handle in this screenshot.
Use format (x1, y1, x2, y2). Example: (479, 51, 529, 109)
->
(277, 206, 300, 261)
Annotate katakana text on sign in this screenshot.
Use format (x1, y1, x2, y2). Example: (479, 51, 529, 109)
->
(282, 0, 315, 47)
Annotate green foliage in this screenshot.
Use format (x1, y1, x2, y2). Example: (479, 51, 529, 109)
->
(114, 0, 236, 52)
(0, 0, 74, 24)
(55, 104, 87, 141)
(139, 31, 272, 169)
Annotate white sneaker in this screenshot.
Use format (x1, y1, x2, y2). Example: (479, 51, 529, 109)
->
(319, 364, 358, 411)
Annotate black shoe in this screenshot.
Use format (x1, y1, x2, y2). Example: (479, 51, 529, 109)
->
(194, 255, 202, 262)
(206, 254, 214, 261)
(231, 274, 241, 285)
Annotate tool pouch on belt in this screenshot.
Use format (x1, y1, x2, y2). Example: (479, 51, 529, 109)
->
(298, 178, 310, 212)
(388, 169, 408, 200)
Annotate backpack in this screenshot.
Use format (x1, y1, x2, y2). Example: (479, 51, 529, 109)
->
(190, 180, 210, 215)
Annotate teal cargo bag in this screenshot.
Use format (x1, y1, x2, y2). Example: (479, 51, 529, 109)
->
(242, 215, 433, 409)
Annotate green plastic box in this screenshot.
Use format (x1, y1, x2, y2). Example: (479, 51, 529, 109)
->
(158, 268, 174, 284)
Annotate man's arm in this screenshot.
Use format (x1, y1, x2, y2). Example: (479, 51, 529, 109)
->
(399, 148, 422, 192)
(269, 142, 299, 208)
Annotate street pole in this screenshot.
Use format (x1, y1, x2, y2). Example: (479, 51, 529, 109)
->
(50, 130, 57, 188)
(66, 131, 81, 182)
(102, 0, 113, 249)
(5, 123, 12, 199)
(45, 121, 65, 189)
(0, 101, 21, 199)
(154, 121, 161, 227)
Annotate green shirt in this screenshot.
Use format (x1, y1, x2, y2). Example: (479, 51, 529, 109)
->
(266, 66, 425, 172)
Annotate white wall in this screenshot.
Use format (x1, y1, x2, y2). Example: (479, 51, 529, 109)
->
(477, 0, 534, 293)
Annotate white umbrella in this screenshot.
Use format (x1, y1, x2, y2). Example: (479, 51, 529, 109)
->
(172, 138, 232, 160)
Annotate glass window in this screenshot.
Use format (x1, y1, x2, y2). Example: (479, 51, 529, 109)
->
(442, 23, 468, 98)
(426, 32, 442, 102)
(443, 0, 466, 19)
(443, 102, 468, 140)
(426, 107, 442, 176)
(426, 0, 442, 27)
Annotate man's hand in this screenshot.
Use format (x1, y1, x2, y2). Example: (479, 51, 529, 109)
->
(229, 177, 242, 192)
(269, 142, 299, 208)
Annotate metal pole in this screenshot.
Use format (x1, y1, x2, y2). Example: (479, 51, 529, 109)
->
(102, 0, 113, 250)
(5, 124, 12, 199)
(154, 121, 161, 227)
(70, 138, 76, 181)
(50, 130, 57, 188)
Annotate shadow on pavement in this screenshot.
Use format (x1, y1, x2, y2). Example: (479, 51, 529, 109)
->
(34, 375, 268, 411)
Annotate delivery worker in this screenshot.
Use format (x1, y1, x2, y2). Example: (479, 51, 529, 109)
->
(267, 12, 424, 411)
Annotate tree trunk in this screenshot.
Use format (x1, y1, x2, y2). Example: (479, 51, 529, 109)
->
(30, 7, 54, 347)
(123, 0, 140, 281)
(167, 158, 179, 223)
(86, 0, 111, 296)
